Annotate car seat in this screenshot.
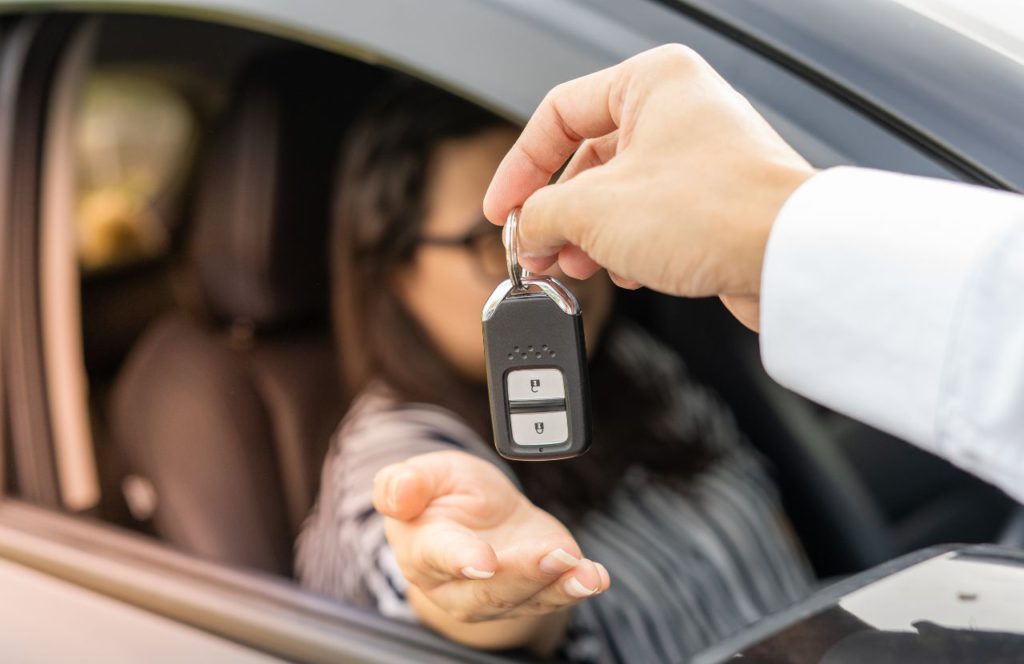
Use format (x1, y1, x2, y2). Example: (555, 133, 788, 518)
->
(109, 51, 379, 575)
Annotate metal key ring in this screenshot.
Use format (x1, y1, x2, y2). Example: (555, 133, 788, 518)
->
(504, 207, 530, 290)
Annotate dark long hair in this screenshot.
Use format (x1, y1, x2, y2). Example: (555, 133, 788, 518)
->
(333, 78, 719, 522)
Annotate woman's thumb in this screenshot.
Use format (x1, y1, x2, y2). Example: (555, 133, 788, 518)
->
(372, 456, 453, 521)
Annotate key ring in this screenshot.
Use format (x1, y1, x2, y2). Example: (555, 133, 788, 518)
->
(504, 207, 530, 290)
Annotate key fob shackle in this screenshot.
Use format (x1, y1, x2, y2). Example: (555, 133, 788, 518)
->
(482, 209, 591, 461)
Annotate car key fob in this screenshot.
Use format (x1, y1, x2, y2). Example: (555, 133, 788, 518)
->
(481, 209, 591, 461)
(483, 276, 591, 460)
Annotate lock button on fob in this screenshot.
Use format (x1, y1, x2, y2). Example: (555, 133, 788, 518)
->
(510, 411, 569, 446)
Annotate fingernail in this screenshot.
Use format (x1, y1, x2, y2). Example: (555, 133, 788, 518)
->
(565, 576, 599, 598)
(595, 562, 610, 594)
(461, 566, 495, 580)
(387, 471, 412, 512)
(539, 548, 581, 574)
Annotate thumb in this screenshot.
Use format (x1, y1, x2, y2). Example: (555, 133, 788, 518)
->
(374, 451, 486, 521)
(516, 179, 592, 269)
(373, 462, 443, 521)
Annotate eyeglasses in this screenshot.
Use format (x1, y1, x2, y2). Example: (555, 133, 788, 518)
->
(417, 219, 507, 282)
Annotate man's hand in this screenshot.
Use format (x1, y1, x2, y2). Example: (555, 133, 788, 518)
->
(484, 44, 816, 329)
(373, 451, 609, 652)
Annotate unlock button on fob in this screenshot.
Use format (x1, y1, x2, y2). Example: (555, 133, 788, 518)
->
(507, 369, 565, 401)
(510, 411, 569, 446)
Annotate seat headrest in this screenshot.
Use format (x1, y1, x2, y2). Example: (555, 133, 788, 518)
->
(192, 51, 378, 329)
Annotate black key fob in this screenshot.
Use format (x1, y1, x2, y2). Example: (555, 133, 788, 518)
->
(482, 275, 591, 460)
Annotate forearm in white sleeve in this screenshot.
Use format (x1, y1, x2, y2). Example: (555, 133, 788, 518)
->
(760, 166, 1024, 503)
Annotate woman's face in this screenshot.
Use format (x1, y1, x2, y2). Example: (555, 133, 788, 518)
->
(395, 127, 614, 382)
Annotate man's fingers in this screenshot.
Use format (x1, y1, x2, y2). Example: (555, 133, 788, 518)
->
(556, 245, 602, 281)
(515, 179, 593, 266)
(520, 243, 601, 279)
(486, 44, 710, 275)
(388, 521, 499, 588)
(608, 271, 642, 289)
(719, 294, 761, 331)
(519, 254, 559, 274)
(483, 62, 625, 224)
(484, 44, 703, 226)
(557, 131, 620, 184)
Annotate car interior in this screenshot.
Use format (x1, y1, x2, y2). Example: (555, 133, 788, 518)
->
(8, 11, 1020, 605)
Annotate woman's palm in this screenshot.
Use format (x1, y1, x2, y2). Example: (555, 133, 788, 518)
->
(373, 451, 608, 623)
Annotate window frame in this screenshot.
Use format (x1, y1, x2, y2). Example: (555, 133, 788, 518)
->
(1, 14, 82, 507)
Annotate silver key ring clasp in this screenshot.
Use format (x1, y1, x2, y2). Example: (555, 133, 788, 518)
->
(504, 207, 530, 291)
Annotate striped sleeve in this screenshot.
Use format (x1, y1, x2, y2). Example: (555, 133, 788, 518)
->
(295, 389, 509, 619)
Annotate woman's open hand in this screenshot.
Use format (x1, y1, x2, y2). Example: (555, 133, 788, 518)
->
(373, 450, 609, 650)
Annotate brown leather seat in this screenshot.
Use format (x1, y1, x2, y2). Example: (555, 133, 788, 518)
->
(111, 51, 379, 575)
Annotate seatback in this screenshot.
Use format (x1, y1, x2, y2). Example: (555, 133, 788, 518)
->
(111, 51, 379, 575)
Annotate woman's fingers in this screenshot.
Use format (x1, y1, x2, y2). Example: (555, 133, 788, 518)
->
(427, 555, 607, 622)
(420, 537, 600, 621)
(387, 520, 499, 589)
(373, 451, 609, 622)
(387, 508, 608, 621)
(515, 559, 609, 617)
(595, 561, 611, 590)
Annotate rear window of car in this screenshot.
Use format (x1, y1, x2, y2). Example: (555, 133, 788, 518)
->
(75, 71, 198, 272)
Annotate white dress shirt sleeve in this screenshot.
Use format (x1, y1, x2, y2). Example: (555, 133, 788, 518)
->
(760, 166, 1024, 503)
